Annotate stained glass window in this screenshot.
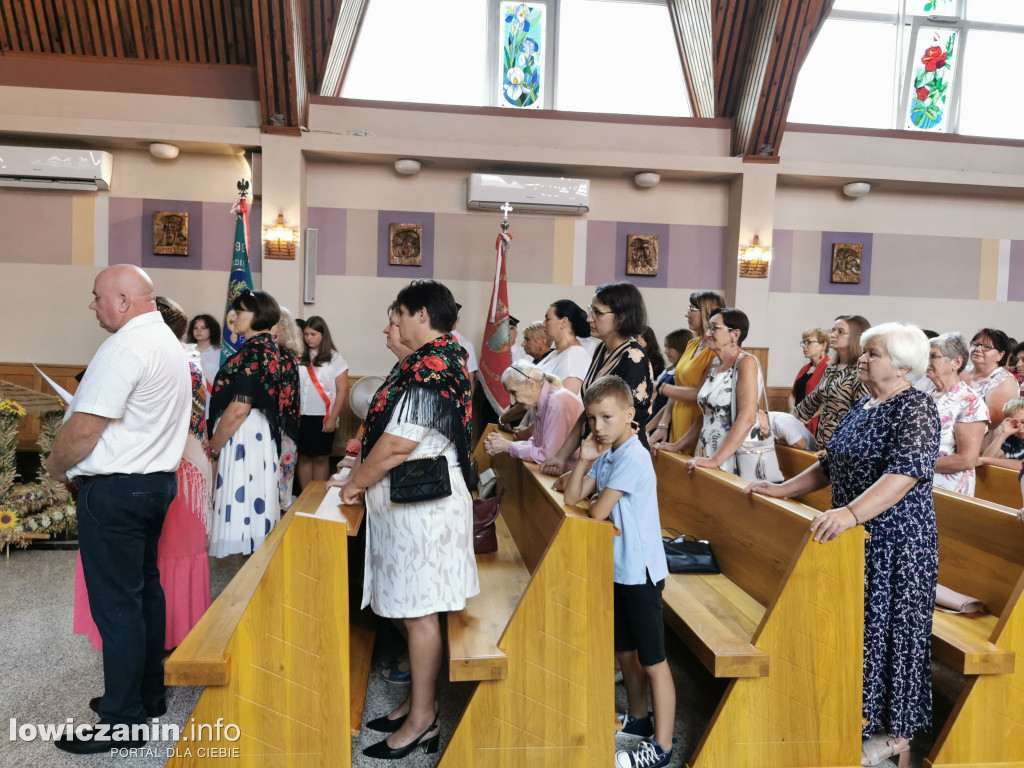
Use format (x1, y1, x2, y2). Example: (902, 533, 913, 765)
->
(903, 25, 959, 132)
(499, 3, 544, 109)
(908, 0, 957, 15)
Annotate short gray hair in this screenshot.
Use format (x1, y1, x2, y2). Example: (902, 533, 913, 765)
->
(861, 322, 929, 382)
(930, 332, 970, 374)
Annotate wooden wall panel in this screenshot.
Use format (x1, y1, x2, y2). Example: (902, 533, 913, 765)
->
(0, 0, 256, 65)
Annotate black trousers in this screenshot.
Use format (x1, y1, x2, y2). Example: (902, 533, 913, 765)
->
(76, 472, 177, 725)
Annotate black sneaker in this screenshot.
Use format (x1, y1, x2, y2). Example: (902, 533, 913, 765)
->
(616, 711, 654, 738)
(615, 738, 674, 768)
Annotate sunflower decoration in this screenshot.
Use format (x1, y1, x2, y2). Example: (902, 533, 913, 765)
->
(0, 507, 18, 528)
(0, 399, 26, 419)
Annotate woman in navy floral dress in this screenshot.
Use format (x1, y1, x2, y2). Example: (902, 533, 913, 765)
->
(744, 322, 939, 768)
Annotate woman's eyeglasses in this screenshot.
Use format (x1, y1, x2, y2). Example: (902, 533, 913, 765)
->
(587, 306, 613, 317)
(799, 339, 820, 346)
(970, 342, 996, 352)
(829, 327, 848, 336)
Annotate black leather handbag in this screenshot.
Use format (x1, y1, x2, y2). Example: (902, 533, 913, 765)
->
(663, 530, 719, 574)
(389, 442, 453, 504)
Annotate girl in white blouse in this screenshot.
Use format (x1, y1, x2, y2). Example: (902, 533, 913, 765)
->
(297, 316, 349, 487)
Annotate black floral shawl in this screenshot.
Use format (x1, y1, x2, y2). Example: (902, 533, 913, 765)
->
(362, 334, 473, 487)
(208, 333, 288, 452)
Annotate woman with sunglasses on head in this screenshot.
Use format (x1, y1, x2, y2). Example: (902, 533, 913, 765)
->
(963, 328, 1017, 446)
(793, 315, 871, 448)
(541, 282, 654, 479)
(653, 309, 766, 477)
(650, 291, 724, 453)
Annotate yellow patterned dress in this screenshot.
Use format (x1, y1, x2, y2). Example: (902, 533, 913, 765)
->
(669, 337, 716, 444)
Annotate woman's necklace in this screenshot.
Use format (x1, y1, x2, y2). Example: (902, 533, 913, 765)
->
(864, 381, 911, 409)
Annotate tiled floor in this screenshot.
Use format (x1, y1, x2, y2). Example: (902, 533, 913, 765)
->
(1, 545, 958, 767)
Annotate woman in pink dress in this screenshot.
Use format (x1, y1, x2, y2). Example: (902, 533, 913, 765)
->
(73, 297, 212, 649)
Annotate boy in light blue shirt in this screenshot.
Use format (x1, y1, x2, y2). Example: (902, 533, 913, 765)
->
(564, 375, 675, 768)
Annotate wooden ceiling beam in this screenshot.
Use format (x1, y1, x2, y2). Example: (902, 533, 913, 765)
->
(668, 0, 715, 119)
(251, 0, 307, 133)
(733, 0, 834, 160)
(712, 0, 760, 118)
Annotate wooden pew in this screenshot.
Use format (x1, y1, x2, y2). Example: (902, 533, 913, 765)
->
(974, 462, 1022, 509)
(655, 450, 867, 768)
(773, 444, 1024, 767)
(439, 424, 616, 767)
(163, 483, 368, 765)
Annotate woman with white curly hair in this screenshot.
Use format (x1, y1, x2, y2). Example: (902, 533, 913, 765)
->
(484, 361, 583, 465)
(744, 322, 940, 768)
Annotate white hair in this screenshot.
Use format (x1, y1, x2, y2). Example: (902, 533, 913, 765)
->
(500, 360, 563, 390)
(861, 322, 929, 382)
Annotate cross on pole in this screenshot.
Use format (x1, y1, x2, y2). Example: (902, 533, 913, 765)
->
(500, 202, 513, 232)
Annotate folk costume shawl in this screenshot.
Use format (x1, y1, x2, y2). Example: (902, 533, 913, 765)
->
(362, 333, 474, 487)
(209, 333, 292, 453)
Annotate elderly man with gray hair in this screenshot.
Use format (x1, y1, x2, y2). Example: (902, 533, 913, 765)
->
(924, 332, 989, 496)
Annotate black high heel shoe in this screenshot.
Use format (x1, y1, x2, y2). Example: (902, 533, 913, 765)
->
(363, 719, 439, 760)
(365, 712, 407, 733)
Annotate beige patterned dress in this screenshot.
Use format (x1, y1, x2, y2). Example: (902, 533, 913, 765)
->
(361, 394, 480, 618)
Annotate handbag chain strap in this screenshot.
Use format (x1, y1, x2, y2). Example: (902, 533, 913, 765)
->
(417, 439, 453, 462)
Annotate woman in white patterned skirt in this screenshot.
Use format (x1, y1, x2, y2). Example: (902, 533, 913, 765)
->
(331, 279, 478, 760)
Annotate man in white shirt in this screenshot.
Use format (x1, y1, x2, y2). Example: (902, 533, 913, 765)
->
(452, 303, 479, 393)
(48, 265, 190, 753)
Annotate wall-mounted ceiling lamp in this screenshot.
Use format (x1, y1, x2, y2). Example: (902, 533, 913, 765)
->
(394, 158, 422, 176)
(149, 142, 179, 160)
(633, 171, 660, 188)
(263, 213, 299, 260)
(738, 235, 772, 278)
(842, 181, 872, 199)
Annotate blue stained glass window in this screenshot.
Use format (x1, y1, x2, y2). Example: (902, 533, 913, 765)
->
(500, 3, 544, 109)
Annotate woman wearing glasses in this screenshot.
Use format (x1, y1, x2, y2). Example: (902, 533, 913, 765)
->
(788, 328, 830, 437)
(925, 333, 988, 495)
(653, 309, 764, 476)
(541, 282, 655, 477)
(649, 291, 724, 452)
(963, 328, 1017, 444)
(793, 315, 870, 447)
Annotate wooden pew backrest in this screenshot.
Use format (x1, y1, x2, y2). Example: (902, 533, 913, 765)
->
(656, 451, 815, 608)
(974, 463, 1023, 509)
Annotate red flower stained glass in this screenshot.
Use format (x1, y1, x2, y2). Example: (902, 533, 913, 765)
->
(921, 46, 947, 72)
(916, 86, 930, 101)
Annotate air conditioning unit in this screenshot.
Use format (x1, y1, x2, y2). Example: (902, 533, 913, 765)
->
(468, 173, 589, 215)
(0, 146, 113, 191)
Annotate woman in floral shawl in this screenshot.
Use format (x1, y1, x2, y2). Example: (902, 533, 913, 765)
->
(207, 290, 288, 557)
(331, 280, 478, 759)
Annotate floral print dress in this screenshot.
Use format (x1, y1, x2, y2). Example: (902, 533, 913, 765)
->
(582, 339, 655, 447)
(695, 353, 766, 475)
(820, 388, 940, 739)
(932, 381, 989, 495)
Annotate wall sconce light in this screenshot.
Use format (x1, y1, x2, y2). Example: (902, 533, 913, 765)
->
(263, 213, 299, 260)
(738, 235, 771, 278)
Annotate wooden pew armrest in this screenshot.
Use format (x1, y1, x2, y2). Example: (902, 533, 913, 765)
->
(448, 515, 532, 682)
(164, 508, 296, 686)
(662, 573, 769, 678)
(932, 610, 1014, 675)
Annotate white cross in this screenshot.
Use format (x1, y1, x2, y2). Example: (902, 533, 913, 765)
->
(500, 202, 514, 220)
